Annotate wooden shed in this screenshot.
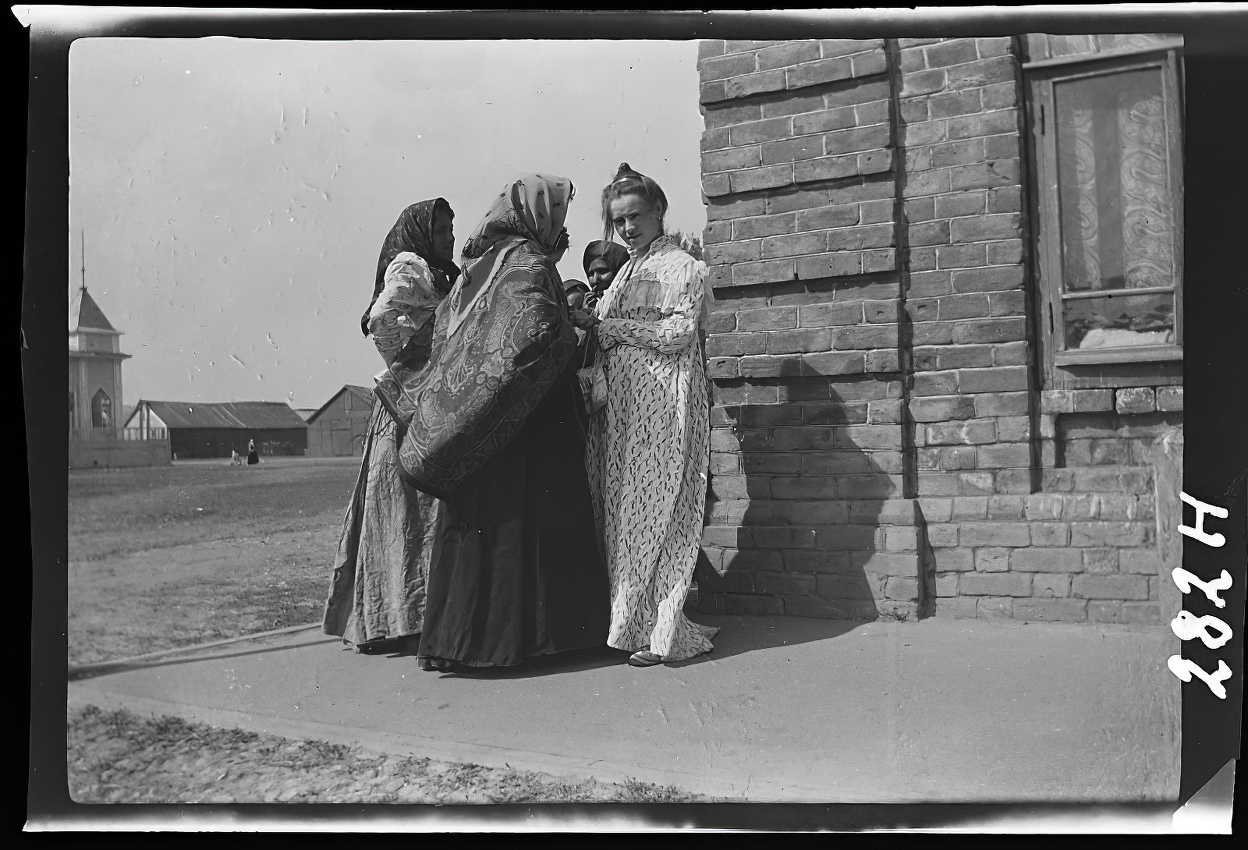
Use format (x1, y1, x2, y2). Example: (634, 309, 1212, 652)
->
(305, 384, 375, 458)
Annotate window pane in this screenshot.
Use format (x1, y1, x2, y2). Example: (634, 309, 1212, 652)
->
(1063, 291, 1175, 350)
(1054, 66, 1177, 294)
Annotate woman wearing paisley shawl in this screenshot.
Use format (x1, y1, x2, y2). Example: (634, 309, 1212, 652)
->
(577, 163, 719, 667)
(322, 198, 460, 655)
(416, 174, 610, 671)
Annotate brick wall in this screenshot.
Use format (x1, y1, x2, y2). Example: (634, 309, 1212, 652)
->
(699, 38, 922, 621)
(696, 35, 1184, 624)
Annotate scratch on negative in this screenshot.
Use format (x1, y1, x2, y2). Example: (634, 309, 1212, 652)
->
(1220, 469, 1247, 502)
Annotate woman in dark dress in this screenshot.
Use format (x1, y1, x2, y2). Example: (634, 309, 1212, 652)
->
(416, 174, 610, 671)
(246, 439, 259, 467)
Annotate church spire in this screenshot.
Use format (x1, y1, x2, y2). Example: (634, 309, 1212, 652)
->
(70, 232, 117, 334)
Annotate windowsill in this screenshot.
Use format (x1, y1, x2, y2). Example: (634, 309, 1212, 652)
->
(1054, 345, 1183, 367)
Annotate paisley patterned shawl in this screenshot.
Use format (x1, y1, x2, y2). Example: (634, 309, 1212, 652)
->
(362, 198, 461, 336)
(396, 174, 579, 500)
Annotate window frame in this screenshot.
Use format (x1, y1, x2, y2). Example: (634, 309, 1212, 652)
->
(91, 387, 113, 429)
(1025, 44, 1185, 379)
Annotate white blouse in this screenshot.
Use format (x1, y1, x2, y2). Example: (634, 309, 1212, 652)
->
(594, 235, 711, 356)
(368, 252, 444, 369)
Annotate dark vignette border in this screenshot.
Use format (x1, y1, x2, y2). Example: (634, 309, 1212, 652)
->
(20, 6, 1247, 833)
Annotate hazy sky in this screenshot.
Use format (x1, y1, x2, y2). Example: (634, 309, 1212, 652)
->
(69, 38, 706, 410)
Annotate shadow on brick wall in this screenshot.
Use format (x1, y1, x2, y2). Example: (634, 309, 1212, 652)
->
(695, 376, 910, 627)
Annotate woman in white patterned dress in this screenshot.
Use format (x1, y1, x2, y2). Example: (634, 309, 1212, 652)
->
(577, 163, 719, 667)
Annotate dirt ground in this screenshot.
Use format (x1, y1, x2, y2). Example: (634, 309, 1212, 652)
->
(68, 456, 703, 804)
(67, 704, 698, 804)
(69, 457, 359, 667)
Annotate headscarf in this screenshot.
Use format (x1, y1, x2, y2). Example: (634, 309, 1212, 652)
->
(582, 240, 630, 281)
(361, 198, 461, 336)
(447, 174, 574, 337)
(461, 173, 573, 259)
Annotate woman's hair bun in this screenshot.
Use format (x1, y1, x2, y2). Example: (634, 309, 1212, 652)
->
(613, 162, 642, 183)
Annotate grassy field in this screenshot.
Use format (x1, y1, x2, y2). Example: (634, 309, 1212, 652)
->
(68, 456, 360, 667)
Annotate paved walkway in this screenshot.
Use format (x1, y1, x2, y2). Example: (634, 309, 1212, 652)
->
(68, 614, 1181, 803)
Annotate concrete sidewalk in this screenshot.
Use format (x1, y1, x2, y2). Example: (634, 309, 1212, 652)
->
(68, 614, 1181, 803)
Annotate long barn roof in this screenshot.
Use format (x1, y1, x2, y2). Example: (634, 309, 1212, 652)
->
(137, 400, 308, 430)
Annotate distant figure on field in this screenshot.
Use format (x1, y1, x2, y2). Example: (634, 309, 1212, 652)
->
(231, 449, 244, 466)
(246, 439, 259, 467)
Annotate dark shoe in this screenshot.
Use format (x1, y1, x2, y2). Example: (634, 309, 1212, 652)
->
(418, 656, 456, 672)
(356, 637, 402, 655)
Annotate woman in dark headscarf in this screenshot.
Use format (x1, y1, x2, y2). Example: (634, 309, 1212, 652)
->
(414, 174, 610, 671)
(322, 198, 460, 655)
(581, 239, 631, 312)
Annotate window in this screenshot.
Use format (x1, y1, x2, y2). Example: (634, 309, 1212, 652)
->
(91, 388, 112, 429)
(1027, 42, 1183, 370)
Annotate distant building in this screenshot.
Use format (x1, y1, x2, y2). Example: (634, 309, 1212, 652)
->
(305, 384, 374, 458)
(69, 286, 128, 440)
(294, 408, 317, 422)
(124, 400, 308, 459)
(69, 286, 170, 468)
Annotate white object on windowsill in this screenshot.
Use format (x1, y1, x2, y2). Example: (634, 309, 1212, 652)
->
(1079, 328, 1174, 349)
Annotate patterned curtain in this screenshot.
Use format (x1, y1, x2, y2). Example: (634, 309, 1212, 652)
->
(1055, 66, 1178, 348)
(1065, 101, 1101, 290)
(1058, 68, 1175, 292)
(1117, 88, 1175, 289)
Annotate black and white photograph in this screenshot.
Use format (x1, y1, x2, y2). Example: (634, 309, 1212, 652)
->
(24, 5, 1248, 834)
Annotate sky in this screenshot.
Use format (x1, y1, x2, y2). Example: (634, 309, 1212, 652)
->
(69, 38, 707, 411)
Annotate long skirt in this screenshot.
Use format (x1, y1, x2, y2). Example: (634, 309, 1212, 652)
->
(585, 339, 717, 662)
(247, 449, 259, 465)
(322, 403, 440, 647)
(417, 370, 610, 668)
